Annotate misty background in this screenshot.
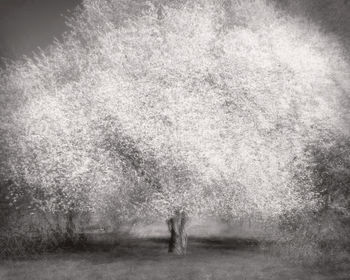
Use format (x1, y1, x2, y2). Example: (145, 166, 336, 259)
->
(0, 0, 81, 65)
(1, 0, 350, 65)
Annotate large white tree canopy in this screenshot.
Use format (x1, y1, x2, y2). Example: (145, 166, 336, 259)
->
(1, 0, 349, 221)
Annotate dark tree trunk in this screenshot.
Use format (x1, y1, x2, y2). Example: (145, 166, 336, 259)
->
(64, 210, 87, 248)
(66, 210, 75, 237)
(167, 210, 188, 255)
(65, 210, 76, 245)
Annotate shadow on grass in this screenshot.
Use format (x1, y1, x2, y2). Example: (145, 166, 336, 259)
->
(60, 234, 264, 264)
(3, 234, 265, 264)
(82, 234, 261, 251)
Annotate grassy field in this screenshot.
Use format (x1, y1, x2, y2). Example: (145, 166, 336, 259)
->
(0, 236, 349, 280)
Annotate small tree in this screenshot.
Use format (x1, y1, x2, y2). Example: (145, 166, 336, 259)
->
(277, 130, 350, 264)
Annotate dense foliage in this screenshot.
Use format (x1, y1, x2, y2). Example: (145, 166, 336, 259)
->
(0, 0, 349, 261)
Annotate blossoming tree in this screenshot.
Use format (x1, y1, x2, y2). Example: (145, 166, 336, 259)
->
(1, 0, 349, 254)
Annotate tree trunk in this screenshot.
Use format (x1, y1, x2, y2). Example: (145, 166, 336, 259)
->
(65, 210, 76, 245)
(167, 210, 188, 255)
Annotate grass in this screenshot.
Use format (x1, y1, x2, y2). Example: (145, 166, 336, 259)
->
(0, 235, 349, 280)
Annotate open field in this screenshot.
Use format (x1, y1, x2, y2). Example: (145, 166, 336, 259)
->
(1, 236, 349, 280)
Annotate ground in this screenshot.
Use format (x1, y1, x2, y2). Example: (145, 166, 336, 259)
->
(0, 236, 349, 280)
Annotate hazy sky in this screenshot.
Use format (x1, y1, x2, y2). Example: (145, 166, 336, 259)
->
(0, 0, 349, 65)
(0, 0, 81, 62)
